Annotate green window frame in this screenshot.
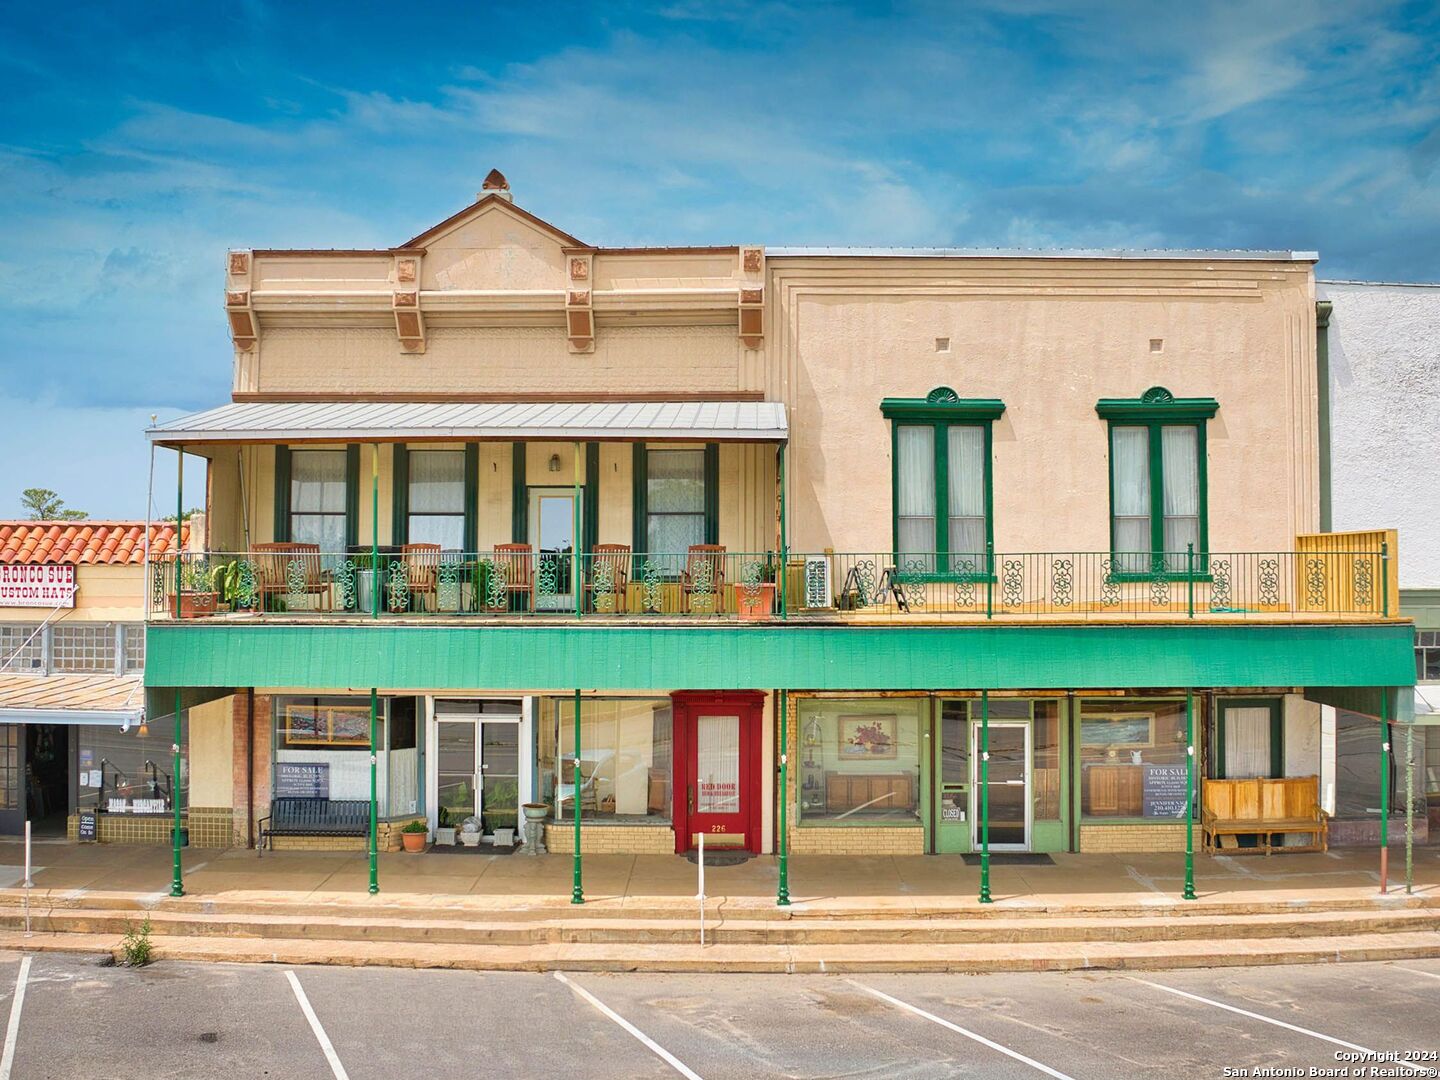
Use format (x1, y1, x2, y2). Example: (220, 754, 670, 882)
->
(1096, 387, 1218, 579)
(1212, 697, 1284, 780)
(880, 388, 1004, 578)
(274, 445, 357, 550)
(392, 445, 478, 551)
(630, 443, 719, 564)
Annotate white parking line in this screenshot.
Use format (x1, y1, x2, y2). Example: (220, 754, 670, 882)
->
(1129, 977, 1429, 1074)
(553, 971, 703, 1080)
(285, 970, 349, 1080)
(0, 956, 31, 1080)
(846, 979, 1075, 1080)
(1393, 966, 1440, 983)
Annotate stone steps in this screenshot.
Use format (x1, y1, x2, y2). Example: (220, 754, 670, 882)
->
(3, 928, 1438, 974)
(2, 904, 1438, 949)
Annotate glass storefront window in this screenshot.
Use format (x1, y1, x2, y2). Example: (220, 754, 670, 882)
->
(537, 697, 673, 822)
(1079, 699, 1189, 819)
(797, 697, 923, 823)
(1032, 701, 1061, 822)
(272, 696, 421, 818)
(77, 717, 189, 815)
(1334, 711, 1425, 820)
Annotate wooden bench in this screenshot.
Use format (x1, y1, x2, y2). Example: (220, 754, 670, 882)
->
(257, 797, 371, 856)
(1202, 776, 1327, 855)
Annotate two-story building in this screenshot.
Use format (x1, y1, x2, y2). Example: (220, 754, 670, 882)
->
(142, 171, 1415, 870)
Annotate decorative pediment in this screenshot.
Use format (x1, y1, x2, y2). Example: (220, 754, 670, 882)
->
(1095, 387, 1219, 421)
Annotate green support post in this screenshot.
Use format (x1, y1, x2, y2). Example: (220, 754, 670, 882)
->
(572, 688, 584, 904)
(985, 541, 994, 619)
(1380, 688, 1390, 894)
(777, 444, 788, 620)
(574, 442, 583, 618)
(371, 445, 380, 620)
(170, 449, 184, 898)
(1186, 543, 1195, 619)
(1382, 541, 1390, 618)
(1183, 690, 1196, 900)
(368, 687, 378, 894)
(1405, 719, 1415, 895)
(777, 688, 790, 906)
(978, 690, 992, 903)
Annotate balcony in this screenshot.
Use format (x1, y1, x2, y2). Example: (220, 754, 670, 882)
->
(148, 532, 1397, 625)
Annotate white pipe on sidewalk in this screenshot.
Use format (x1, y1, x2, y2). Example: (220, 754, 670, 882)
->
(22, 821, 30, 938)
(697, 832, 705, 947)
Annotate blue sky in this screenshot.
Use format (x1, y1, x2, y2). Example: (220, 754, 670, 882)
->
(2, 0, 1438, 518)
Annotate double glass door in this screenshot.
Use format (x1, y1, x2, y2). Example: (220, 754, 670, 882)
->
(971, 721, 1030, 850)
(436, 716, 520, 834)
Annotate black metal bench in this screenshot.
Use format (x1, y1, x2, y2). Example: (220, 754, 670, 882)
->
(257, 797, 371, 856)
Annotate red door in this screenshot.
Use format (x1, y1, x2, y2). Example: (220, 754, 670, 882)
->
(671, 691, 764, 854)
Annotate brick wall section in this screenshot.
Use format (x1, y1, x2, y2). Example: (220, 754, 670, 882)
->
(250, 693, 272, 847)
(781, 694, 927, 856)
(542, 823, 674, 854)
(65, 809, 233, 847)
(1079, 824, 1187, 853)
(230, 691, 252, 847)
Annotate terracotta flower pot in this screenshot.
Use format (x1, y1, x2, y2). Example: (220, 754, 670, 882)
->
(401, 830, 427, 852)
(735, 582, 775, 620)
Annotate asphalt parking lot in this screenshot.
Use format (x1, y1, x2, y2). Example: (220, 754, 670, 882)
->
(0, 953, 1435, 1080)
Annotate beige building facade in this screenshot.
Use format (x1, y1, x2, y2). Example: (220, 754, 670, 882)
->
(143, 173, 1412, 871)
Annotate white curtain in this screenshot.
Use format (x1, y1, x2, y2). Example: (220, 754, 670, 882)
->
(1111, 427, 1150, 571)
(1224, 706, 1272, 779)
(290, 450, 347, 553)
(897, 425, 935, 566)
(409, 451, 466, 550)
(947, 426, 985, 568)
(1161, 426, 1199, 570)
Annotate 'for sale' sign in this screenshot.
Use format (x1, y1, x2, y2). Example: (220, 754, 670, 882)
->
(0, 564, 77, 607)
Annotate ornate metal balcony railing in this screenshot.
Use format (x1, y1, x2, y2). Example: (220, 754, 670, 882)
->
(148, 546, 1392, 622)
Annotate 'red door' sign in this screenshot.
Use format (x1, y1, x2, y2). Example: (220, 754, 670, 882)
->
(0, 564, 77, 607)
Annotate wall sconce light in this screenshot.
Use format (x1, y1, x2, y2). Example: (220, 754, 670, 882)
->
(548, 454, 562, 473)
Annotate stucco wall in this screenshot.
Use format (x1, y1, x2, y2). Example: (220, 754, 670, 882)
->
(774, 259, 1320, 555)
(1322, 282, 1440, 589)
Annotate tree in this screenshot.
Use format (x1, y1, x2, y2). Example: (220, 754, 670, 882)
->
(20, 489, 87, 521)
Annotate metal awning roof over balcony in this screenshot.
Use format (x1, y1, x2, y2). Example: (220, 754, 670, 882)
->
(147, 400, 788, 445)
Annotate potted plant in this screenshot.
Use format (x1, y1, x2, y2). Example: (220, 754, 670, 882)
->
(399, 819, 428, 852)
(171, 559, 219, 619)
(735, 558, 777, 620)
(435, 806, 457, 846)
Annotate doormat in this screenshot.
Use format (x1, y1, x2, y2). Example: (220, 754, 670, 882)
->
(960, 853, 1055, 866)
(683, 850, 752, 867)
(426, 841, 521, 856)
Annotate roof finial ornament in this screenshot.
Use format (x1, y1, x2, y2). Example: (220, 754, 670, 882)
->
(480, 169, 512, 202)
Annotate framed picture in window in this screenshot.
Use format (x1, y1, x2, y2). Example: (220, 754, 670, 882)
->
(837, 715, 898, 759)
(281, 704, 370, 747)
(1079, 713, 1156, 749)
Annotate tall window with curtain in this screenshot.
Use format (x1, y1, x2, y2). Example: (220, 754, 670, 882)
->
(1099, 388, 1215, 575)
(1213, 699, 1282, 779)
(407, 450, 466, 550)
(1110, 422, 1203, 572)
(646, 448, 705, 559)
(893, 421, 991, 574)
(290, 450, 347, 551)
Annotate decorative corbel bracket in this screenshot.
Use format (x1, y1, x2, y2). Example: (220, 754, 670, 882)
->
(225, 250, 257, 352)
(566, 252, 595, 353)
(393, 255, 426, 353)
(739, 246, 764, 350)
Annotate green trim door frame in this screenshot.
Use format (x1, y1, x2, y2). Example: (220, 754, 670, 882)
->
(1213, 696, 1284, 779)
(511, 442, 527, 543)
(391, 444, 409, 546)
(273, 446, 291, 542)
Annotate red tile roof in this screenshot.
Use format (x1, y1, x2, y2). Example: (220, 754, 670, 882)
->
(0, 522, 189, 566)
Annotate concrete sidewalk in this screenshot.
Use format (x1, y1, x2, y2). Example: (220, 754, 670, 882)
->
(1, 840, 1436, 916)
